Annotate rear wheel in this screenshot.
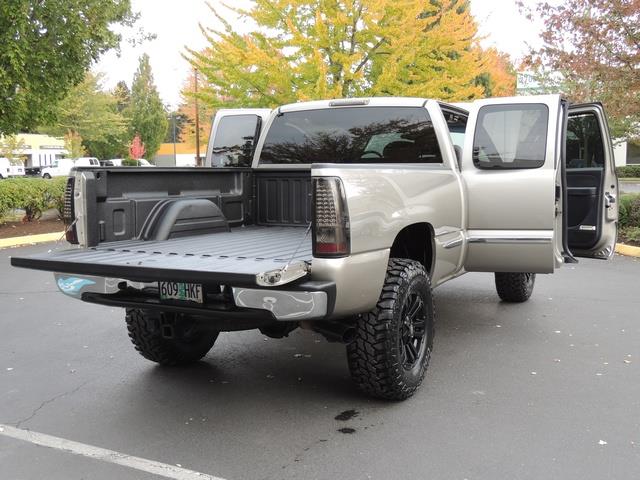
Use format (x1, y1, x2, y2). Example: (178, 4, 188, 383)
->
(494, 272, 536, 303)
(347, 258, 434, 400)
(125, 309, 218, 365)
(43, 173, 51, 179)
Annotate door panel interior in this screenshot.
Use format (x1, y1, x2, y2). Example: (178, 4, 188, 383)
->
(567, 168, 603, 249)
(565, 109, 607, 252)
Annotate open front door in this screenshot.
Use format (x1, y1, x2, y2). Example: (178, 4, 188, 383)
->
(565, 103, 618, 259)
(461, 95, 564, 273)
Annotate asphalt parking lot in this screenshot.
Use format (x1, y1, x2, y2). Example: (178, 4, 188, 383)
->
(1, 243, 639, 480)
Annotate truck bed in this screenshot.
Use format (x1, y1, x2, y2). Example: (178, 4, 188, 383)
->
(12, 226, 312, 286)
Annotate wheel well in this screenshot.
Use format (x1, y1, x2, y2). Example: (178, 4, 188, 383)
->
(389, 223, 434, 275)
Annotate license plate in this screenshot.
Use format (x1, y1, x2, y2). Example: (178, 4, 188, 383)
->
(158, 282, 203, 303)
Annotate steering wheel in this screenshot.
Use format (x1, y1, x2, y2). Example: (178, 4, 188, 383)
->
(360, 150, 383, 158)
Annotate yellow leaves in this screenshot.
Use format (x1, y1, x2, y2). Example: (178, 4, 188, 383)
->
(188, 0, 515, 107)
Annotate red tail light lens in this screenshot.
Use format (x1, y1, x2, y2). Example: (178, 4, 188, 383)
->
(313, 177, 350, 257)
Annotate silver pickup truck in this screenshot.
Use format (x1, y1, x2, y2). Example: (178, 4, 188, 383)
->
(12, 96, 619, 400)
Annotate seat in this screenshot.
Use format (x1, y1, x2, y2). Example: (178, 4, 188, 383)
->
(382, 141, 419, 163)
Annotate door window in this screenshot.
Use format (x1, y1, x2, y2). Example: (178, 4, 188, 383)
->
(442, 109, 468, 149)
(566, 113, 604, 169)
(211, 115, 260, 167)
(473, 104, 549, 169)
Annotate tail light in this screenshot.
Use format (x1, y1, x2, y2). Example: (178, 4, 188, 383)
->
(63, 176, 78, 244)
(312, 177, 350, 257)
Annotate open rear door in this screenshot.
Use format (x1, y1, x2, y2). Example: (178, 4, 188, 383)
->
(205, 108, 271, 167)
(565, 103, 618, 259)
(461, 95, 564, 273)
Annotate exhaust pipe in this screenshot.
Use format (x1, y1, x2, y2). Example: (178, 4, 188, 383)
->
(311, 321, 357, 344)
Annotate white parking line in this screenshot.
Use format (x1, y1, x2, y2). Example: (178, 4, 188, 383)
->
(0, 424, 226, 480)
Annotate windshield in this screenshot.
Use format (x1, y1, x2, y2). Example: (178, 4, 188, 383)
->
(259, 107, 442, 165)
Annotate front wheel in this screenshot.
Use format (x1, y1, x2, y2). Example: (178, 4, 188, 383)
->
(43, 173, 51, 179)
(125, 309, 218, 366)
(347, 258, 435, 400)
(494, 272, 536, 303)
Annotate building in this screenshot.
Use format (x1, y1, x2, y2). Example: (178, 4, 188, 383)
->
(6, 134, 68, 168)
(153, 143, 203, 167)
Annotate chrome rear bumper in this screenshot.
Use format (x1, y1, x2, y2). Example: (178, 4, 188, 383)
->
(232, 288, 328, 320)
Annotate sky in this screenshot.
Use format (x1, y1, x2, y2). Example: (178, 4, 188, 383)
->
(94, 0, 546, 109)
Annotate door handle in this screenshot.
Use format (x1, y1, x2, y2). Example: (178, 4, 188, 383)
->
(604, 192, 617, 221)
(604, 192, 616, 208)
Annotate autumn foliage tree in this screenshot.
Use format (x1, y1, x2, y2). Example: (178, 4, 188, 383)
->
(177, 70, 214, 149)
(186, 0, 515, 109)
(64, 130, 87, 159)
(527, 0, 640, 139)
(129, 134, 146, 160)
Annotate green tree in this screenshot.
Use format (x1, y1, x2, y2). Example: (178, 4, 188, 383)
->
(186, 0, 514, 108)
(165, 112, 188, 143)
(64, 131, 86, 159)
(113, 81, 131, 114)
(0, 0, 140, 135)
(39, 73, 128, 159)
(127, 54, 168, 159)
(0, 135, 27, 166)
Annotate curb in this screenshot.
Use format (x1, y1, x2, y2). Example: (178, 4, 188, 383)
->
(0, 231, 64, 250)
(615, 243, 640, 258)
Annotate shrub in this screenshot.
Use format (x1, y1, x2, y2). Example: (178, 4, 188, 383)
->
(0, 176, 68, 222)
(46, 177, 68, 219)
(15, 178, 49, 221)
(616, 165, 640, 178)
(121, 158, 139, 166)
(619, 193, 640, 228)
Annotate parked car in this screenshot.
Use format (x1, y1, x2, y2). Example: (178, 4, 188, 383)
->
(0, 157, 25, 178)
(134, 158, 154, 167)
(13, 96, 619, 400)
(106, 158, 154, 167)
(41, 157, 100, 178)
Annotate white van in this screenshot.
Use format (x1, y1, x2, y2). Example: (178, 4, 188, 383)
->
(41, 157, 100, 178)
(0, 158, 25, 179)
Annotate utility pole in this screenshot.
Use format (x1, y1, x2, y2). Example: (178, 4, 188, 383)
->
(194, 68, 201, 167)
(172, 112, 177, 165)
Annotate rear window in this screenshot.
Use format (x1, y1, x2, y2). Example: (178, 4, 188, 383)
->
(211, 115, 260, 167)
(473, 104, 549, 169)
(259, 107, 442, 165)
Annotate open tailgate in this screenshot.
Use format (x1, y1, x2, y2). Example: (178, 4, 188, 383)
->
(11, 227, 312, 287)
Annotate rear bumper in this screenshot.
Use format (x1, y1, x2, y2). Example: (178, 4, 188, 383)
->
(232, 286, 330, 320)
(53, 273, 335, 321)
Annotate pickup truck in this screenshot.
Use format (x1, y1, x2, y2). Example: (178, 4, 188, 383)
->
(12, 96, 619, 400)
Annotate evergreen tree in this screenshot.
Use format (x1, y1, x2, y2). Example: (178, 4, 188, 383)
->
(127, 54, 168, 159)
(113, 81, 131, 114)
